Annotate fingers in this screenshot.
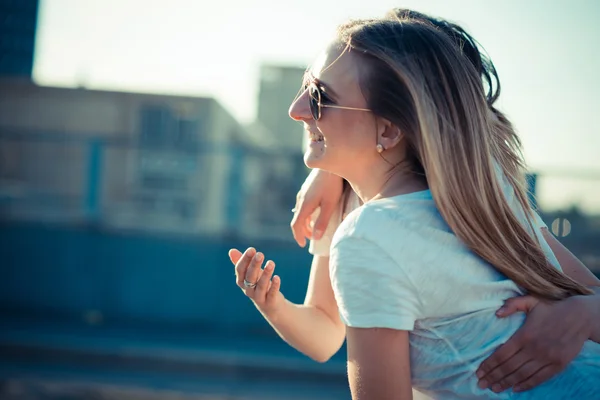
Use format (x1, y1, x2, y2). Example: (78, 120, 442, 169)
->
(487, 360, 545, 393)
(476, 339, 521, 385)
(267, 275, 281, 303)
(496, 296, 539, 318)
(513, 365, 557, 393)
(244, 252, 264, 287)
(235, 247, 256, 288)
(228, 248, 243, 264)
(290, 202, 309, 248)
(291, 192, 319, 247)
(236, 255, 280, 310)
(312, 199, 336, 241)
(254, 260, 275, 301)
(233, 248, 279, 306)
(304, 215, 313, 238)
(478, 353, 531, 392)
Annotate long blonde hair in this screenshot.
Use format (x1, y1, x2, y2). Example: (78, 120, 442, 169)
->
(336, 15, 591, 300)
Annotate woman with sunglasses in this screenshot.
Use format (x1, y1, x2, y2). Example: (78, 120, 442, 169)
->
(290, 8, 600, 395)
(230, 10, 600, 399)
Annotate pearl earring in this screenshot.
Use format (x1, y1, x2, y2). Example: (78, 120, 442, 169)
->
(376, 144, 384, 153)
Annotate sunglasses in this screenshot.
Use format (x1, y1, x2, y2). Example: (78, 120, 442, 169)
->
(307, 82, 371, 121)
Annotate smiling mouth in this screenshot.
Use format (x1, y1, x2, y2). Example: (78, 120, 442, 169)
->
(308, 130, 324, 142)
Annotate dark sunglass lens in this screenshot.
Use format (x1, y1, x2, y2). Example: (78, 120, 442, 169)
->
(308, 85, 320, 120)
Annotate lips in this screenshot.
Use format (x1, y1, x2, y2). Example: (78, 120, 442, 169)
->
(308, 130, 324, 142)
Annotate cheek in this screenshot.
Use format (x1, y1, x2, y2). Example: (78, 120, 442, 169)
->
(327, 121, 373, 154)
(306, 115, 374, 171)
(326, 113, 369, 140)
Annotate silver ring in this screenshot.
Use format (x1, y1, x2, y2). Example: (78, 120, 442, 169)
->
(243, 279, 257, 289)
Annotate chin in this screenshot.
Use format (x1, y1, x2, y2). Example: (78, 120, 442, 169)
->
(303, 147, 327, 169)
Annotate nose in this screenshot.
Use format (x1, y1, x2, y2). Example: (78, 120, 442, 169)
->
(289, 88, 312, 122)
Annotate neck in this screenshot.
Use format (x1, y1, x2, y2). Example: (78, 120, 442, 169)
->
(344, 163, 428, 204)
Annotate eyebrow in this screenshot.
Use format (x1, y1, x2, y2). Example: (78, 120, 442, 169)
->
(304, 71, 340, 100)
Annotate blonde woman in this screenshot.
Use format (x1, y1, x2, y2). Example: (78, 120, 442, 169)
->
(230, 10, 600, 399)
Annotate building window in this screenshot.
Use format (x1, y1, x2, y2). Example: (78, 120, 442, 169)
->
(175, 118, 198, 148)
(139, 104, 200, 149)
(140, 173, 187, 191)
(139, 105, 172, 147)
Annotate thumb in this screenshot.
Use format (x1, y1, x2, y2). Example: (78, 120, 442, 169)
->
(228, 248, 243, 264)
(312, 200, 336, 240)
(496, 295, 538, 317)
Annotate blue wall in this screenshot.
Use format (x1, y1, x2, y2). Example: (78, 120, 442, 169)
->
(0, 221, 313, 335)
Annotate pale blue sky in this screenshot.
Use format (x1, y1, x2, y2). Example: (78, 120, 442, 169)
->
(33, 0, 600, 211)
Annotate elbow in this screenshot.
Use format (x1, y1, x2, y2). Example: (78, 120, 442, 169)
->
(310, 325, 345, 363)
(310, 352, 334, 363)
(307, 344, 342, 363)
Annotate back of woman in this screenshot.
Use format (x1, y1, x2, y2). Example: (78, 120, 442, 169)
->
(330, 187, 600, 398)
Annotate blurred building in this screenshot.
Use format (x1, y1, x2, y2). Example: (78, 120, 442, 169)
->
(251, 64, 306, 151)
(540, 207, 600, 274)
(0, 79, 249, 234)
(0, 0, 39, 79)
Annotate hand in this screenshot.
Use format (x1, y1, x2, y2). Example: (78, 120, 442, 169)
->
(230, 247, 284, 317)
(291, 169, 344, 247)
(476, 294, 591, 393)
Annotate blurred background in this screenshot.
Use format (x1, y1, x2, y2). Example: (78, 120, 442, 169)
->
(0, 0, 598, 399)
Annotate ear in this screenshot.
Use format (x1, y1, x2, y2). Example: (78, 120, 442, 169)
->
(377, 118, 403, 150)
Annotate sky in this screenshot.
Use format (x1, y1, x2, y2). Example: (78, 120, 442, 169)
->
(32, 0, 600, 212)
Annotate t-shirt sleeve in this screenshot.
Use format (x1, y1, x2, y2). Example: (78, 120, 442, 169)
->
(330, 236, 422, 331)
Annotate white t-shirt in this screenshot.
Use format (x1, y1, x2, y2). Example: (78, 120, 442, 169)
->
(309, 177, 552, 261)
(308, 181, 600, 398)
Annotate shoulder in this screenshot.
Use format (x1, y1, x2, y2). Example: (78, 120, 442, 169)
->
(331, 194, 431, 249)
(328, 204, 425, 329)
(329, 200, 419, 279)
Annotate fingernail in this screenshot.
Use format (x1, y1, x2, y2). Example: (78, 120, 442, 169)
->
(496, 307, 506, 316)
(265, 261, 273, 270)
(314, 229, 323, 239)
(478, 380, 488, 389)
(513, 385, 522, 392)
(255, 253, 263, 262)
(476, 370, 484, 379)
(491, 384, 502, 393)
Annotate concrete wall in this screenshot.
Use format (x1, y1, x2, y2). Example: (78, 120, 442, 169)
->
(0, 80, 245, 233)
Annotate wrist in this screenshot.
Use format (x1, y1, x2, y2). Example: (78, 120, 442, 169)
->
(316, 168, 340, 180)
(259, 296, 289, 323)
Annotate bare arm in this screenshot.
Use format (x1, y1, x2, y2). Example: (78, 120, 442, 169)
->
(270, 254, 346, 362)
(541, 227, 600, 288)
(231, 249, 345, 362)
(476, 226, 600, 392)
(346, 327, 413, 400)
(541, 228, 600, 340)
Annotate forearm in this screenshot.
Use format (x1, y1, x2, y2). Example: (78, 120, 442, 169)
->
(262, 299, 345, 362)
(542, 228, 600, 287)
(540, 229, 600, 341)
(579, 291, 600, 343)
